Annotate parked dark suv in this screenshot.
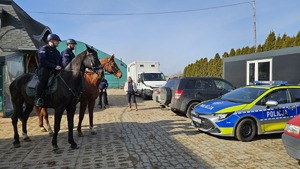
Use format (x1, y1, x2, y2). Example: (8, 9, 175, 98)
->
(160, 77, 235, 118)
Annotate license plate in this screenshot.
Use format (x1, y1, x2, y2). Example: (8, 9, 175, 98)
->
(192, 117, 202, 124)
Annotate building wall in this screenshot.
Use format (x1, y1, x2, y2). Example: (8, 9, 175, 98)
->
(273, 53, 300, 84)
(223, 46, 300, 88)
(57, 41, 127, 89)
(223, 60, 246, 88)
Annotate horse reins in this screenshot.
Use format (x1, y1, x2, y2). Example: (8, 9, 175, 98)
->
(56, 53, 103, 100)
(57, 71, 81, 100)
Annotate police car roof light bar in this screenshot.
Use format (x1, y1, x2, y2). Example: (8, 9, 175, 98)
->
(253, 81, 288, 85)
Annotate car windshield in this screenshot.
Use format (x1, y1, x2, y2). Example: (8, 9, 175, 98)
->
(220, 87, 267, 104)
(143, 73, 165, 81)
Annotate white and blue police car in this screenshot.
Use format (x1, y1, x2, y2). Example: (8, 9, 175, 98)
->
(191, 81, 300, 141)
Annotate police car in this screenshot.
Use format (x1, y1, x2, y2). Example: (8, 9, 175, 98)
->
(191, 81, 300, 142)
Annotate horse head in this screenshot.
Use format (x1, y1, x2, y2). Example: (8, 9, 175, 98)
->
(85, 45, 104, 79)
(66, 45, 104, 80)
(101, 54, 122, 79)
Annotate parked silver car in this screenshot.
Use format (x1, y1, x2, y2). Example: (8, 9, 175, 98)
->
(152, 87, 161, 103)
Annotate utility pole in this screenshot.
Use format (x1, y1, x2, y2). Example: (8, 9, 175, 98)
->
(253, 0, 256, 51)
(249, 0, 257, 51)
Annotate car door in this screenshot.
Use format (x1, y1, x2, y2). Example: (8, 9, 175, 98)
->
(260, 89, 297, 132)
(194, 78, 219, 100)
(213, 79, 235, 96)
(288, 87, 300, 116)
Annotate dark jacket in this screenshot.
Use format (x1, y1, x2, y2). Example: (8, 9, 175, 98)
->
(38, 45, 62, 69)
(99, 79, 109, 91)
(61, 48, 76, 68)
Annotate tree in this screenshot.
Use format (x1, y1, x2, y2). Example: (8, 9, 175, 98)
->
(229, 48, 235, 56)
(235, 48, 242, 56)
(263, 31, 276, 51)
(274, 35, 282, 49)
(293, 31, 300, 46)
(183, 30, 300, 79)
(222, 52, 229, 58)
(256, 44, 263, 52)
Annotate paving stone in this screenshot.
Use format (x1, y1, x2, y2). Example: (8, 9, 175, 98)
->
(0, 89, 299, 168)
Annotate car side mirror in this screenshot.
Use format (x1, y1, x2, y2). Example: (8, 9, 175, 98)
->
(266, 100, 278, 107)
(137, 78, 141, 83)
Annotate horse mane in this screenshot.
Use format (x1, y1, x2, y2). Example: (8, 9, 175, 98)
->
(64, 45, 97, 71)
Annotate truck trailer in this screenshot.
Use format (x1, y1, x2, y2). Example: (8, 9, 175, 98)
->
(127, 61, 167, 99)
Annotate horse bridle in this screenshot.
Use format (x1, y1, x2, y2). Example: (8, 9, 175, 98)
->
(105, 58, 119, 75)
(87, 53, 103, 72)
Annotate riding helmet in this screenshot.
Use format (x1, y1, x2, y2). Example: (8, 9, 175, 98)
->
(47, 34, 61, 41)
(67, 39, 77, 45)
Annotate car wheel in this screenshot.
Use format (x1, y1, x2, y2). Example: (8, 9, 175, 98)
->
(160, 87, 172, 105)
(235, 118, 257, 142)
(186, 101, 199, 119)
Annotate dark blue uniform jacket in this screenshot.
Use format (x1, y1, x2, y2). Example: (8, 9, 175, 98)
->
(61, 48, 76, 68)
(99, 79, 109, 90)
(38, 45, 62, 69)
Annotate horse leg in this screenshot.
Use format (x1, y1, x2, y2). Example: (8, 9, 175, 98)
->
(41, 108, 53, 136)
(88, 101, 97, 135)
(66, 106, 78, 149)
(77, 102, 87, 137)
(52, 109, 64, 153)
(11, 112, 20, 147)
(34, 106, 47, 132)
(21, 103, 33, 142)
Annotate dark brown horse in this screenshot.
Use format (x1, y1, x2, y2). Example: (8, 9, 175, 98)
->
(35, 54, 122, 136)
(9, 45, 104, 153)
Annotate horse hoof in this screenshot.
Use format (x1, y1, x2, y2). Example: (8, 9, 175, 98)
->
(40, 127, 47, 132)
(70, 143, 79, 150)
(90, 131, 97, 135)
(23, 137, 32, 142)
(77, 132, 84, 137)
(49, 131, 54, 137)
(52, 146, 61, 154)
(53, 148, 62, 154)
(13, 142, 21, 148)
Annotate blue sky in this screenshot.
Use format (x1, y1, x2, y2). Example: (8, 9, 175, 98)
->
(14, 0, 300, 76)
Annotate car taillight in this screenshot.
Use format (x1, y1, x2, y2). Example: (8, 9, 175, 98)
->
(175, 89, 183, 99)
(157, 91, 160, 94)
(284, 123, 300, 138)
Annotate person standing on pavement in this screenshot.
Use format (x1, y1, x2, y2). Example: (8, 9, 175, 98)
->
(124, 76, 138, 111)
(98, 76, 109, 108)
(35, 33, 62, 107)
(61, 39, 77, 68)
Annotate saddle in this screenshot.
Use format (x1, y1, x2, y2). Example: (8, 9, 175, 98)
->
(26, 74, 58, 97)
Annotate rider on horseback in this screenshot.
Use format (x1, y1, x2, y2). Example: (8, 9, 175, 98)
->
(61, 39, 77, 68)
(35, 33, 63, 107)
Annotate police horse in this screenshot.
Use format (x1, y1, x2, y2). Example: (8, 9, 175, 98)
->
(35, 54, 122, 136)
(77, 54, 122, 136)
(9, 45, 104, 153)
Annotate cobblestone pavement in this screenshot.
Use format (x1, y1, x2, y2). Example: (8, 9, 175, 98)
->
(0, 89, 299, 169)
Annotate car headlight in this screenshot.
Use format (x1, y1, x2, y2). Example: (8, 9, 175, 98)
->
(216, 112, 233, 120)
(284, 123, 300, 135)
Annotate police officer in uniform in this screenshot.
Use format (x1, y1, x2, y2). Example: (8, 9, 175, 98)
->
(98, 76, 109, 108)
(61, 39, 77, 68)
(35, 33, 62, 107)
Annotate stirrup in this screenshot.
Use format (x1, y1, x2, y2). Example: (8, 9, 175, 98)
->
(35, 98, 44, 107)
